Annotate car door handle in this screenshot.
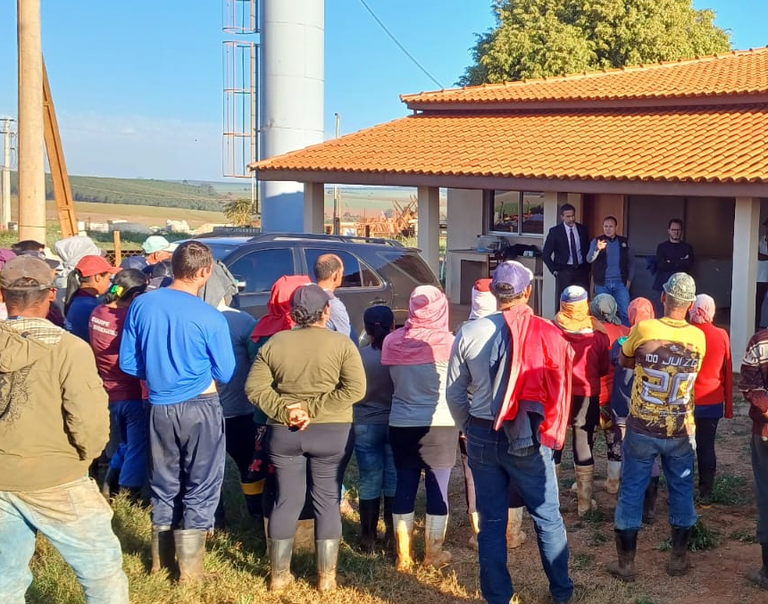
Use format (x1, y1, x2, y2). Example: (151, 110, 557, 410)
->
(370, 298, 388, 305)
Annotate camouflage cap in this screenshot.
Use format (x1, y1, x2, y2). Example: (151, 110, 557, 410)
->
(663, 272, 696, 303)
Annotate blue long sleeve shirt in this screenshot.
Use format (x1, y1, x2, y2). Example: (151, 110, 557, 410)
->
(119, 288, 236, 405)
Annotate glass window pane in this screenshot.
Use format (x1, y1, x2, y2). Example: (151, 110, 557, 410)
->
(521, 192, 544, 235)
(228, 248, 294, 293)
(491, 191, 520, 233)
(304, 249, 363, 288)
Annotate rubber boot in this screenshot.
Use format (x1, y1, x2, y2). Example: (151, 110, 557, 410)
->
(605, 460, 622, 495)
(554, 463, 561, 480)
(575, 464, 597, 517)
(392, 512, 414, 572)
(174, 529, 207, 584)
(382, 497, 396, 555)
(506, 507, 527, 549)
(268, 538, 295, 592)
(150, 525, 176, 575)
(642, 477, 659, 524)
(423, 514, 452, 568)
(698, 468, 715, 508)
(747, 543, 768, 590)
(316, 539, 340, 592)
(358, 498, 380, 553)
(667, 526, 692, 576)
(606, 529, 638, 582)
(101, 466, 120, 499)
(468, 511, 480, 550)
(293, 518, 315, 553)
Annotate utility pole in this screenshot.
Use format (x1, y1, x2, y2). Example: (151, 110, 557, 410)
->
(17, 0, 47, 243)
(333, 112, 340, 235)
(0, 117, 14, 230)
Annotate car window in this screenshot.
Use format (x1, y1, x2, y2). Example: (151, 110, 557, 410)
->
(228, 248, 294, 293)
(378, 251, 438, 285)
(304, 248, 380, 289)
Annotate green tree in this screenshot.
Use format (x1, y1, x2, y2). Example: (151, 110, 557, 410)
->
(224, 197, 255, 226)
(459, 0, 731, 85)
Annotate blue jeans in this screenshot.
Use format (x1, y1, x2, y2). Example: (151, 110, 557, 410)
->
(466, 418, 573, 604)
(595, 279, 631, 326)
(354, 423, 396, 500)
(0, 476, 129, 604)
(615, 430, 697, 531)
(108, 399, 149, 489)
(751, 435, 768, 545)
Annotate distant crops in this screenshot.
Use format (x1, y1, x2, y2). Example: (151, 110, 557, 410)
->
(10, 172, 227, 211)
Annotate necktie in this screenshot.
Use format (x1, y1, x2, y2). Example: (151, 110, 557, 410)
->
(569, 227, 579, 266)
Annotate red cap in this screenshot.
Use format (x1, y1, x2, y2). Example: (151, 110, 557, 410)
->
(473, 278, 492, 292)
(76, 255, 120, 278)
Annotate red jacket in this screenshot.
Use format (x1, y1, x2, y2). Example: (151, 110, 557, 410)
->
(692, 321, 733, 417)
(557, 328, 611, 398)
(599, 323, 630, 405)
(495, 306, 574, 451)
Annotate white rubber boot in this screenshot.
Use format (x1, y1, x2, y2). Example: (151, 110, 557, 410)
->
(423, 514, 452, 568)
(605, 460, 622, 495)
(392, 512, 415, 572)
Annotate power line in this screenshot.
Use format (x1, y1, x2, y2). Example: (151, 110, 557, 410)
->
(357, 0, 444, 89)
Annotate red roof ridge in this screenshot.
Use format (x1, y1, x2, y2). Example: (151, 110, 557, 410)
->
(400, 47, 768, 104)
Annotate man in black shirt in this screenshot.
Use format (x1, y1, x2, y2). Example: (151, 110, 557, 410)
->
(652, 219, 694, 316)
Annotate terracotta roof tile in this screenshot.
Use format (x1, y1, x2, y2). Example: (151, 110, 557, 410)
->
(402, 48, 768, 107)
(253, 106, 768, 184)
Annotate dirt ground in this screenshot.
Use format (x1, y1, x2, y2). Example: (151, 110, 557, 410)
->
(432, 399, 766, 604)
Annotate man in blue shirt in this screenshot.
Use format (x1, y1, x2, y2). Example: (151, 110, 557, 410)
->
(120, 241, 235, 583)
(586, 216, 635, 325)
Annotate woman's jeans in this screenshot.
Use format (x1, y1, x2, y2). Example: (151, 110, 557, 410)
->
(354, 423, 396, 500)
(267, 423, 354, 540)
(465, 417, 573, 604)
(108, 399, 148, 489)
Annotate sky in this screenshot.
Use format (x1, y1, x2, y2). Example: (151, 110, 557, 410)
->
(0, 0, 765, 182)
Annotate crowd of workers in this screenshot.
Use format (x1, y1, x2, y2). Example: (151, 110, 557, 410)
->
(0, 214, 767, 604)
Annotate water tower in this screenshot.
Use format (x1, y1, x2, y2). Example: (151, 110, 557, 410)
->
(222, 0, 324, 232)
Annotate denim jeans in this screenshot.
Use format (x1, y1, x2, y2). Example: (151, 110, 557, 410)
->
(595, 279, 631, 326)
(354, 423, 396, 500)
(751, 435, 768, 545)
(109, 399, 149, 489)
(0, 476, 129, 604)
(466, 418, 573, 604)
(615, 429, 697, 531)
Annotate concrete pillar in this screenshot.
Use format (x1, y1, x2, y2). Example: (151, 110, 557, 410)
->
(303, 182, 325, 234)
(731, 196, 760, 371)
(417, 185, 440, 277)
(541, 191, 568, 318)
(17, 0, 46, 242)
(260, 0, 324, 232)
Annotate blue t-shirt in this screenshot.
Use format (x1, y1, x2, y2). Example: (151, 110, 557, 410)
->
(64, 292, 100, 342)
(119, 288, 236, 405)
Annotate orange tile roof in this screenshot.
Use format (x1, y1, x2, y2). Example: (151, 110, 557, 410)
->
(253, 105, 768, 184)
(402, 48, 768, 107)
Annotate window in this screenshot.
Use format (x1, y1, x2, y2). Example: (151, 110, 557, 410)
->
(487, 190, 544, 236)
(304, 249, 382, 289)
(228, 248, 294, 293)
(378, 251, 439, 286)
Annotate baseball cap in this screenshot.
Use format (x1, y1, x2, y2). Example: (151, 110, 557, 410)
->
(291, 283, 330, 315)
(0, 256, 56, 290)
(663, 272, 696, 303)
(76, 255, 121, 278)
(142, 235, 177, 255)
(473, 278, 492, 292)
(491, 261, 533, 296)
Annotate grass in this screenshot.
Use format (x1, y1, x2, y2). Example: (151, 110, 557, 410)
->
(729, 528, 758, 544)
(710, 474, 750, 506)
(657, 519, 720, 552)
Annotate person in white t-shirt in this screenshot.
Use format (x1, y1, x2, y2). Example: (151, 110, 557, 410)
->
(757, 219, 768, 330)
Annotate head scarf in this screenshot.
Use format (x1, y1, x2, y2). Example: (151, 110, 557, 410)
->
(468, 278, 496, 320)
(251, 275, 312, 341)
(689, 294, 716, 325)
(590, 293, 621, 326)
(381, 285, 454, 366)
(554, 286, 605, 334)
(0, 249, 17, 269)
(628, 297, 655, 326)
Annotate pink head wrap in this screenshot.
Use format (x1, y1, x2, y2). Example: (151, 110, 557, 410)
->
(689, 294, 716, 324)
(628, 297, 655, 326)
(381, 285, 454, 366)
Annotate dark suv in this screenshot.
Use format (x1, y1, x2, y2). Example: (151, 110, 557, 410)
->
(196, 233, 441, 335)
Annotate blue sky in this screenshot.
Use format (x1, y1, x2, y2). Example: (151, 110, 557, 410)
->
(0, 1, 764, 181)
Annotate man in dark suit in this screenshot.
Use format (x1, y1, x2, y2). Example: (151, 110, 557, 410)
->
(542, 203, 590, 299)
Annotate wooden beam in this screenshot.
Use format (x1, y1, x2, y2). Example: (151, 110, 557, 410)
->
(42, 58, 78, 238)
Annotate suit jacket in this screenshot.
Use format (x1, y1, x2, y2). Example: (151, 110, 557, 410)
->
(543, 222, 590, 275)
